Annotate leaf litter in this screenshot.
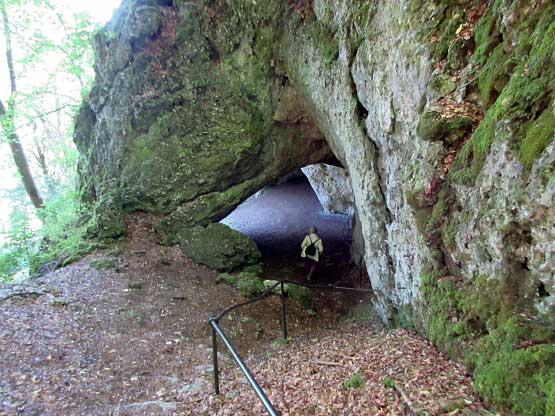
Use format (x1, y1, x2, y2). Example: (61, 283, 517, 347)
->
(0, 213, 494, 415)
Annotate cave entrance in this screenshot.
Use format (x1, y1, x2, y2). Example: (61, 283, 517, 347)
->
(221, 165, 355, 284)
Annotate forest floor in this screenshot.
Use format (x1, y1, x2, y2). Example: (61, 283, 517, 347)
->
(0, 215, 494, 415)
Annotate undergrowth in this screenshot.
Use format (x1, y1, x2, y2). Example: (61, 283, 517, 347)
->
(0, 185, 95, 282)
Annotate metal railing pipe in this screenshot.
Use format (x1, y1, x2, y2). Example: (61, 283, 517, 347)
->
(280, 282, 288, 340)
(209, 318, 280, 416)
(211, 325, 220, 394)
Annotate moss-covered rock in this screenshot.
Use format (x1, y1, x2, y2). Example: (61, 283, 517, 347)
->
(90, 257, 116, 269)
(217, 271, 265, 298)
(263, 279, 313, 309)
(472, 318, 555, 416)
(75, 1, 555, 414)
(75, 0, 331, 240)
(177, 223, 261, 272)
(417, 110, 473, 144)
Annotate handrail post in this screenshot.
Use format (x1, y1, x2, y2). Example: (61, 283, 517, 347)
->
(211, 320, 220, 394)
(280, 282, 288, 341)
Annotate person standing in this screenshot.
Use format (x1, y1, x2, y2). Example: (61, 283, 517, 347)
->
(301, 226, 324, 281)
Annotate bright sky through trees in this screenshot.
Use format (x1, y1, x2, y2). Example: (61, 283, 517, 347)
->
(0, 0, 121, 241)
(72, 0, 121, 24)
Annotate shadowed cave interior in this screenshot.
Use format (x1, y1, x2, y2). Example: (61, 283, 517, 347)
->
(221, 169, 356, 284)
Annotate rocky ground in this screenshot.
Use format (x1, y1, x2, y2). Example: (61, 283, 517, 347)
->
(0, 214, 494, 415)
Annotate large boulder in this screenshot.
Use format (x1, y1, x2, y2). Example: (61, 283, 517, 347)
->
(73, 0, 330, 241)
(177, 224, 261, 272)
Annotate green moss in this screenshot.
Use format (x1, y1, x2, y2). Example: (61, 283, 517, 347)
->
(518, 105, 555, 168)
(429, 73, 457, 97)
(217, 271, 265, 298)
(306, 19, 339, 65)
(426, 187, 454, 233)
(476, 44, 512, 109)
(422, 266, 555, 415)
(421, 272, 471, 358)
(236, 272, 266, 297)
(344, 372, 365, 389)
(417, 110, 473, 144)
(441, 215, 459, 249)
(241, 263, 263, 275)
(472, 318, 555, 416)
(216, 272, 237, 285)
(284, 283, 313, 309)
(393, 305, 415, 329)
(90, 257, 116, 269)
(472, 5, 500, 66)
(448, 2, 555, 185)
(427, 7, 463, 61)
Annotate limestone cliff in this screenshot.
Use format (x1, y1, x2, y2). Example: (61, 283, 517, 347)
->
(75, 0, 555, 413)
(301, 163, 355, 215)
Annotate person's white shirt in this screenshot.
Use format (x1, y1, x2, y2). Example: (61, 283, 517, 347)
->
(301, 233, 324, 262)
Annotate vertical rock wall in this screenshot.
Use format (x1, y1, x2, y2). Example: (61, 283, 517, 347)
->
(76, 1, 555, 413)
(301, 164, 355, 216)
(281, 0, 439, 322)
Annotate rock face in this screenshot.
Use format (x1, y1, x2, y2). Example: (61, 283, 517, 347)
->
(76, 1, 555, 413)
(74, 0, 331, 240)
(301, 164, 355, 215)
(177, 223, 261, 272)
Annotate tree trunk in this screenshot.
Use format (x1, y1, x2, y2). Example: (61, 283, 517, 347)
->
(0, 0, 44, 209)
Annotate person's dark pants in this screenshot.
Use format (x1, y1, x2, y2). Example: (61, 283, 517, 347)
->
(306, 259, 318, 281)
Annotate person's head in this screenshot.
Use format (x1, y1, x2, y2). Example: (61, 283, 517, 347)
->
(309, 226, 317, 234)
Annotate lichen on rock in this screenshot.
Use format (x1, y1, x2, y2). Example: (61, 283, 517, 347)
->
(75, 1, 555, 413)
(177, 223, 261, 272)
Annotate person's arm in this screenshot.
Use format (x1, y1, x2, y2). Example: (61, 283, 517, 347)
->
(317, 239, 324, 253)
(301, 236, 309, 249)
(300, 236, 307, 257)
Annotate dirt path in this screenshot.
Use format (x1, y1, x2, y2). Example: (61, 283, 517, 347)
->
(0, 215, 360, 416)
(0, 215, 490, 415)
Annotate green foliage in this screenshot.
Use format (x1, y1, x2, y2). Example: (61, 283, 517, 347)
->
(0, 1, 101, 281)
(382, 376, 395, 388)
(32, 186, 94, 269)
(0, 190, 35, 281)
(344, 372, 365, 389)
(0, 183, 95, 281)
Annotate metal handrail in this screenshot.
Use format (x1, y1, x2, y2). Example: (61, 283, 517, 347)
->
(209, 279, 373, 416)
(210, 319, 280, 415)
